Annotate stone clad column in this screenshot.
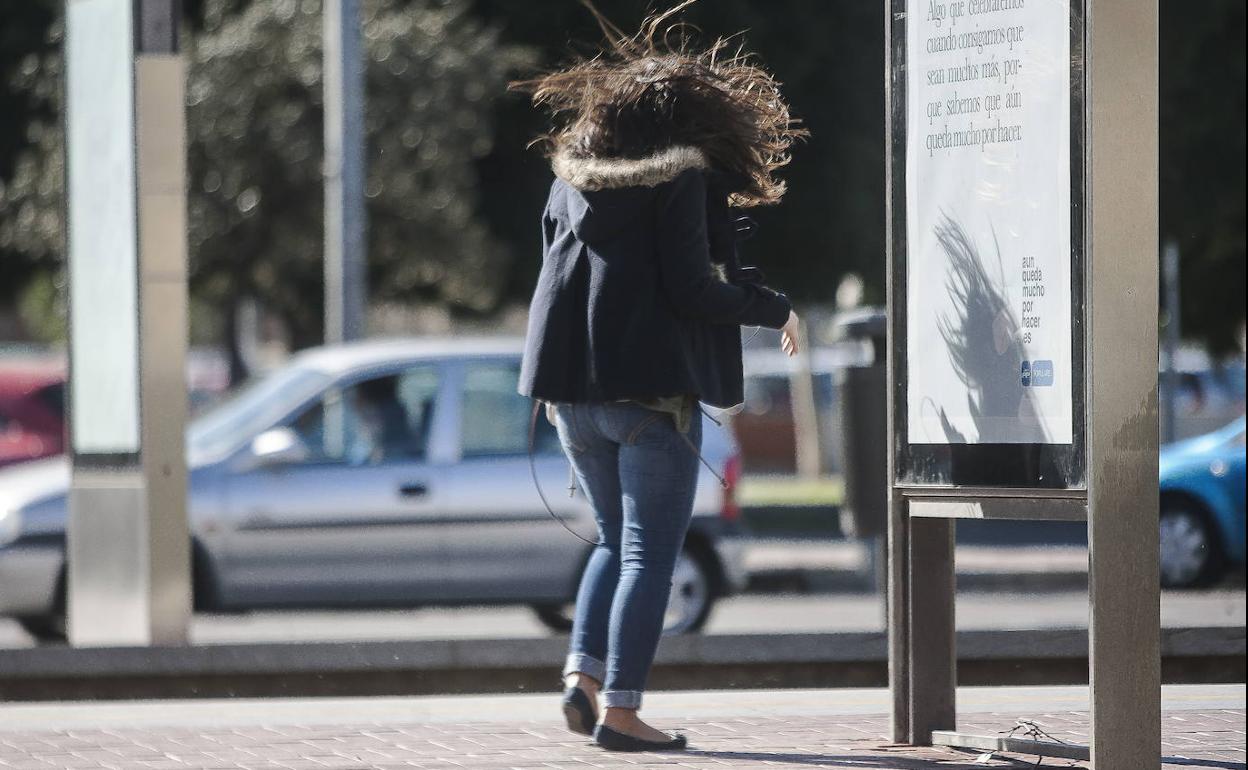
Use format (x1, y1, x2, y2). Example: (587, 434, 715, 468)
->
(65, 0, 190, 647)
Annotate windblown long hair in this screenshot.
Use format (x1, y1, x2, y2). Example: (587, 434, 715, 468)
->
(510, 0, 806, 207)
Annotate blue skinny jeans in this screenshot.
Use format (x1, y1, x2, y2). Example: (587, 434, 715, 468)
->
(552, 401, 701, 710)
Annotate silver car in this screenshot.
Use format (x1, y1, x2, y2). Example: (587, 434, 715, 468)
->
(0, 338, 748, 642)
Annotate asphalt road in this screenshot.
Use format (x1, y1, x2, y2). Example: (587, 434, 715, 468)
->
(1, 587, 1242, 648)
(1, 541, 1242, 647)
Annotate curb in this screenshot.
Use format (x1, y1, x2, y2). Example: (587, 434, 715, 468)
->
(0, 627, 1241, 701)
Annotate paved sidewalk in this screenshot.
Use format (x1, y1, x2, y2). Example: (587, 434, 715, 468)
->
(0, 686, 1242, 769)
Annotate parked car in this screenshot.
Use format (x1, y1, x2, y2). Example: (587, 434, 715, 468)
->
(735, 344, 869, 474)
(1158, 416, 1246, 588)
(0, 369, 65, 469)
(0, 338, 747, 642)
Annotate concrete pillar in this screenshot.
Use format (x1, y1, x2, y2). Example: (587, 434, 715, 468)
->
(65, 0, 190, 647)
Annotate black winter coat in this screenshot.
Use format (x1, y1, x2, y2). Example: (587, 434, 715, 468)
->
(518, 145, 792, 409)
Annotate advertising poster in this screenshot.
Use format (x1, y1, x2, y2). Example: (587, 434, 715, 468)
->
(905, 0, 1073, 444)
(67, 0, 141, 455)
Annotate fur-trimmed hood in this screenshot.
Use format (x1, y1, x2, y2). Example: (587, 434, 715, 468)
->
(552, 145, 710, 191)
(549, 145, 712, 246)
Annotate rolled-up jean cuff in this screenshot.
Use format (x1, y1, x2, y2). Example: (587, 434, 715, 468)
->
(562, 653, 606, 684)
(603, 689, 643, 709)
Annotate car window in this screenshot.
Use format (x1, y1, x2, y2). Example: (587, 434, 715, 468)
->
(289, 366, 438, 466)
(189, 367, 332, 459)
(460, 361, 559, 457)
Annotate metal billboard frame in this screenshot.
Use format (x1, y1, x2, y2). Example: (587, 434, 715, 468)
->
(884, 0, 1160, 767)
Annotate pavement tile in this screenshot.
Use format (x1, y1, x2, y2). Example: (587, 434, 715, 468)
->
(0, 708, 1244, 769)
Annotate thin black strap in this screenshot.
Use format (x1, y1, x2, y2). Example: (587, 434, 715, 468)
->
(530, 401, 596, 545)
(678, 428, 728, 489)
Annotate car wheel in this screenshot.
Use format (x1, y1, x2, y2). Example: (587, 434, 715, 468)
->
(530, 548, 718, 636)
(1159, 501, 1224, 588)
(17, 545, 212, 645)
(17, 566, 67, 644)
(662, 548, 715, 635)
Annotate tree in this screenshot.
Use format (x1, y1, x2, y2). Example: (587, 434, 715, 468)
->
(0, 1, 61, 339)
(0, 0, 532, 360)
(2, 0, 1244, 355)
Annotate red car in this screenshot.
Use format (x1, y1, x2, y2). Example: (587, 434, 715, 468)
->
(0, 368, 66, 469)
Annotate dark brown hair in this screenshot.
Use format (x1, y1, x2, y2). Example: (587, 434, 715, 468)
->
(510, 1, 807, 207)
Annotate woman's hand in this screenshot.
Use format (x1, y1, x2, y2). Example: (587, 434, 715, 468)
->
(781, 310, 801, 356)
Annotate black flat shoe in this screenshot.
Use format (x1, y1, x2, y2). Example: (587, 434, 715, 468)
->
(593, 724, 688, 752)
(561, 686, 597, 736)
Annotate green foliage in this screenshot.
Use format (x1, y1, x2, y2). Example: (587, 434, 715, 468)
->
(0, 1, 62, 312)
(0, 0, 1244, 354)
(0, 0, 532, 347)
(16, 271, 65, 344)
(0, 1, 57, 191)
(191, 0, 532, 344)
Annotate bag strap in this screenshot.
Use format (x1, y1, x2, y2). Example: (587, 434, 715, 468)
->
(529, 400, 596, 545)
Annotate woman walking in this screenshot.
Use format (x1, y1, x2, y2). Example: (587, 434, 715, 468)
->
(515, 2, 805, 752)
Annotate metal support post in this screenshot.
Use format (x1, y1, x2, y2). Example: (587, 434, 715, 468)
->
(1086, 0, 1161, 766)
(906, 515, 956, 744)
(323, 0, 367, 344)
(883, 0, 908, 740)
(886, 495, 910, 742)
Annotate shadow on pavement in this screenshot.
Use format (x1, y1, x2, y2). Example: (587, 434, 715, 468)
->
(1160, 759, 1248, 770)
(683, 746, 1041, 768)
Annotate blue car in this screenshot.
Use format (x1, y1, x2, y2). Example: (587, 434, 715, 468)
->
(1159, 417, 1246, 587)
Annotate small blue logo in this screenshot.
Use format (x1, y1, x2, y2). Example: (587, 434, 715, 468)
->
(1020, 361, 1032, 387)
(1032, 359, 1055, 387)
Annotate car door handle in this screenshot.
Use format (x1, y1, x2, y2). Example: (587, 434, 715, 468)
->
(399, 483, 429, 499)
